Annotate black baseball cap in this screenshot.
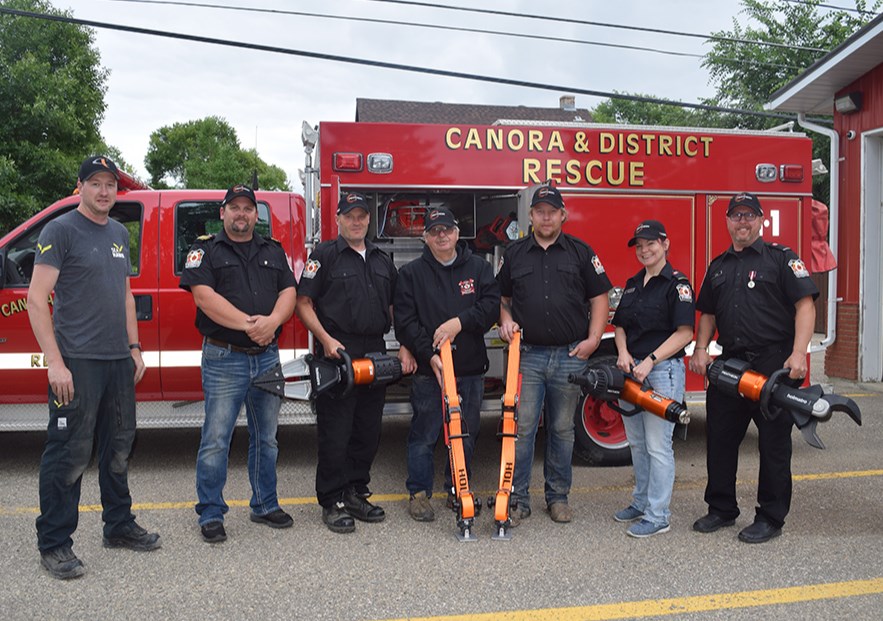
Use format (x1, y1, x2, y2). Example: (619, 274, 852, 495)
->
(78, 155, 120, 182)
(222, 184, 257, 207)
(337, 192, 370, 214)
(424, 208, 459, 231)
(530, 185, 565, 210)
(628, 220, 668, 247)
(727, 192, 764, 216)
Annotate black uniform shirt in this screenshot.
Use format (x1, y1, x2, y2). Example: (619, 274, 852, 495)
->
(179, 229, 297, 348)
(696, 237, 818, 353)
(497, 232, 612, 346)
(297, 236, 396, 339)
(612, 262, 695, 359)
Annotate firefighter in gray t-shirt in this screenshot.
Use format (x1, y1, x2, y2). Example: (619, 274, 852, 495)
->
(28, 156, 161, 580)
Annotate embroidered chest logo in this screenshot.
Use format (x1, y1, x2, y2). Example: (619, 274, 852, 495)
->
(459, 278, 475, 296)
(676, 284, 693, 302)
(111, 242, 125, 259)
(591, 254, 605, 274)
(185, 248, 205, 269)
(302, 259, 321, 279)
(788, 259, 810, 278)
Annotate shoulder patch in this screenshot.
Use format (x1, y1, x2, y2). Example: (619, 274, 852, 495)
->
(302, 258, 321, 279)
(591, 254, 605, 274)
(184, 248, 205, 269)
(195, 234, 214, 242)
(676, 283, 693, 302)
(788, 258, 810, 278)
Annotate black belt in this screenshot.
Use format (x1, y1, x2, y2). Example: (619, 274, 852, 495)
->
(723, 342, 788, 363)
(205, 337, 270, 355)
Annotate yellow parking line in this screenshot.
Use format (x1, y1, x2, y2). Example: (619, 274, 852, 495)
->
(1, 468, 881, 516)
(375, 578, 883, 621)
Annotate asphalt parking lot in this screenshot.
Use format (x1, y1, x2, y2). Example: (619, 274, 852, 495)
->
(1, 363, 881, 620)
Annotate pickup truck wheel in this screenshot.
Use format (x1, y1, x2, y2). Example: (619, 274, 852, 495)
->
(572, 355, 632, 467)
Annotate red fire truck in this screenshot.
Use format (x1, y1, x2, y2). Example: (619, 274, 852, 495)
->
(305, 120, 813, 465)
(0, 120, 813, 466)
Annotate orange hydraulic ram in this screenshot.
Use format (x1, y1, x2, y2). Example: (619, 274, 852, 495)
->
(489, 330, 521, 541)
(439, 340, 478, 542)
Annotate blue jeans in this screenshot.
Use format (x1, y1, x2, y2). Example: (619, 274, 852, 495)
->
(406, 374, 483, 496)
(196, 341, 282, 525)
(513, 343, 587, 509)
(36, 357, 137, 552)
(620, 357, 685, 526)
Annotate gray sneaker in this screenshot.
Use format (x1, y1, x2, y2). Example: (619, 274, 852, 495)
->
(409, 491, 435, 522)
(41, 545, 86, 580)
(614, 505, 645, 523)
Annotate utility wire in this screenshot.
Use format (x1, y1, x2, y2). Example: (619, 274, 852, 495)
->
(362, 0, 830, 53)
(106, 0, 807, 71)
(782, 0, 880, 16)
(0, 7, 832, 125)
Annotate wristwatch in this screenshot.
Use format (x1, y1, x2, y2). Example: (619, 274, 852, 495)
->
(648, 353, 658, 363)
(128, 343, 142, 351)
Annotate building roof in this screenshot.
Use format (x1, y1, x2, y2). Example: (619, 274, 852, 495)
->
(767, 12, 883, 114)
(354, 98, 593, 124)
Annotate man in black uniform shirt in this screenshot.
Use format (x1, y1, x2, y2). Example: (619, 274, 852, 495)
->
(690, 192, 818, 544)
(497, 185, 612, 526)
(180, 184, 297, 544)
(295, 192, 415, 533)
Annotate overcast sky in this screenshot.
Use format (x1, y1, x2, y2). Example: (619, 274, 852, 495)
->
(54, 0, 755, 185)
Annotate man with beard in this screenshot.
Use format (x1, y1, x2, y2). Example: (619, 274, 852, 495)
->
(181, 184, 297, 543)
(497, 185, 612, 526)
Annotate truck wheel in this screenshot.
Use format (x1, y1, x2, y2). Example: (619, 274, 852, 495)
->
(573, 355, 632, 467)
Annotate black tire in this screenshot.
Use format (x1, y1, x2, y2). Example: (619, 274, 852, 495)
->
(572, 355, 632, 467)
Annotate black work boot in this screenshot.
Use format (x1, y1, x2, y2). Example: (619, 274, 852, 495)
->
(343, 489, 386, 523)
(322, 501, 355, 534)
(40, 545, 86, 580)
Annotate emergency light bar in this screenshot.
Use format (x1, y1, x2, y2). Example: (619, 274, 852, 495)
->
(332, 152, 363, 172)
(779, 164, 804, 183)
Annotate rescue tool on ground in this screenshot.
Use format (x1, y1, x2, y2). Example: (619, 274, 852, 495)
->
(488, 330, 521, 541)
(438, 340, 479, 542)
(252, 350, 402, 401)
(706, 358, 862, 449)
(568, 365, 690, 425)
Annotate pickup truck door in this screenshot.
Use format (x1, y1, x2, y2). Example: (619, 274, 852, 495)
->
(0, 199, 161, 403)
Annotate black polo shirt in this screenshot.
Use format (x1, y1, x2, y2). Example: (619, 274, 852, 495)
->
(696, 237, 818, 354)
(497, 232, 612, 346)
(297, 236, 396, 341)
(179, 230, 297, 348)
(612, 262, 695, 359)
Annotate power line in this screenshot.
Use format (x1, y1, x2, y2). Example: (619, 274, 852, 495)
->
(782, 0, 880, 16)
(106, 0, 807, 71)
(362, 0, 830, 53)
(0, 6, 832, 125)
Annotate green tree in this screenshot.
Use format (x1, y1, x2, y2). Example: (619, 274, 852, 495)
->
(591, 0, 879, 202)
(0, 0, 109, 236)
(145, 117, 290, 191)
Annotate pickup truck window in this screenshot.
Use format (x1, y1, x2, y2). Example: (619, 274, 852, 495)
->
(1, 202, 142, 287)
(174, 201, 271, 274)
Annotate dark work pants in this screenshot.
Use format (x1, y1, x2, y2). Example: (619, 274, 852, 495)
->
(704, 349, 794, 529)
(314, 335, 388, 508)
(315, 384, 386, 507)
(36, 357, 137, 552)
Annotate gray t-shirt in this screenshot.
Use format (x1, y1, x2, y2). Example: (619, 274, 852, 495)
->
(34, 209, 131, 359)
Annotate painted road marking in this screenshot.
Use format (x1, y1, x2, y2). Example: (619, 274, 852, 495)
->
(1, 469, 881, 516)
(375, 578, 883, 621)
